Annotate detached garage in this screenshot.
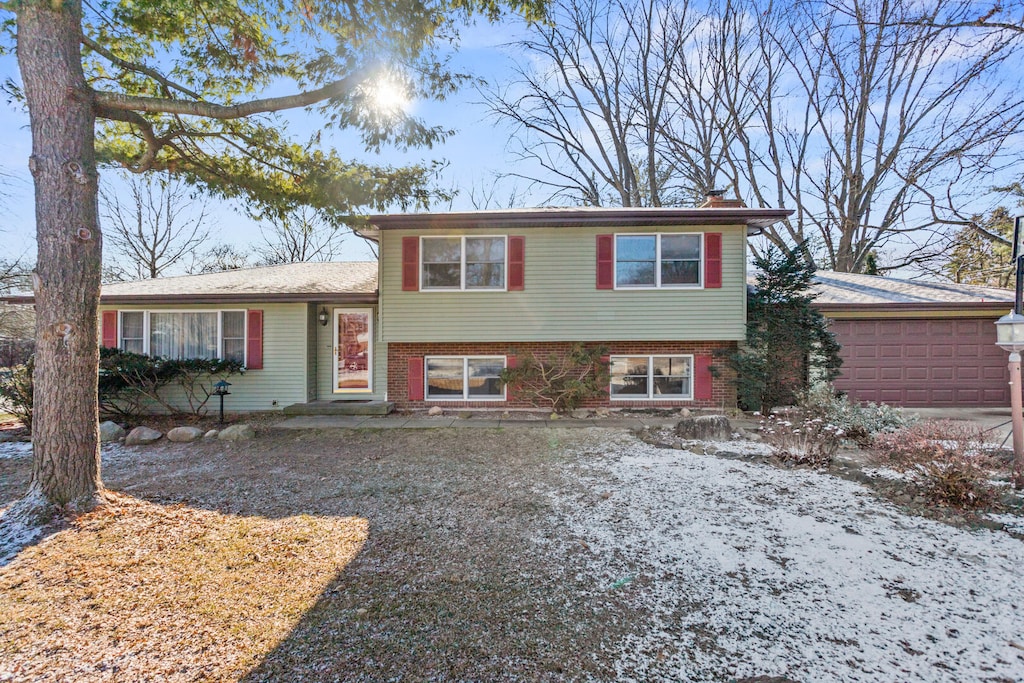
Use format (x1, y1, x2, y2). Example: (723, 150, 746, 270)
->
(812, 272, 1015, 408)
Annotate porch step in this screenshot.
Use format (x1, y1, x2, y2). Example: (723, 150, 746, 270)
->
(282, 400, 394, 416)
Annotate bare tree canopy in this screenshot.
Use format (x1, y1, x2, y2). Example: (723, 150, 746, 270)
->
(101, 173, 210, 279)
(487, 0, 1024, 272)
(187, 243, 253, 274)
(256, 208, 349, 265)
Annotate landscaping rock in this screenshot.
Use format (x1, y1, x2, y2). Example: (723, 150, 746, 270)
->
(99, 421, 126, 442)
(218, 424, 255, 441)
(427, 406, 444, 417)
(678, 408, 692, 417)
(125, 426, 162, 446)
(167, 426, 204, 443)
(675, 414, 733, 441)
(204, 429, 219, 439)
(594, 407, 610, 418)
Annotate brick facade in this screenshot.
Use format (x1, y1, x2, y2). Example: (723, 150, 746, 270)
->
(388, 341, 737, 411)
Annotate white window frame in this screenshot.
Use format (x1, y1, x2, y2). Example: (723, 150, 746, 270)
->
(613, 232, 703, 290)
(117, 309, 247, 364)
(609, 354, 694, 401)
(420, 235, 508, 291)
(424, 355, 507, 401)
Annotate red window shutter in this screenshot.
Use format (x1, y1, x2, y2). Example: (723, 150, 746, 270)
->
(402, 236, 419, 291)
(407, 356, 424, 401)
(246, 309, 264, 369)
(694, 354, 713, 400)
(101, 310, 118, 348)
(505, 355, 518, 400)
(596, 234, 614, 289)
(508, 236, 525, 291)
(705, 233, 722, 289)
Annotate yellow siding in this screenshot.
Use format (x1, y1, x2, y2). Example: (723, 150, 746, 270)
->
(99, 302, 309, 412)
(379, 225, 749, 342)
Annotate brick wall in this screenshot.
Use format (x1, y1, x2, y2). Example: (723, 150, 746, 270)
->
(388, 341, 737, 411)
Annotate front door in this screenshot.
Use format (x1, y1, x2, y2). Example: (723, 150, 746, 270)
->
(333, 308, 372, 393)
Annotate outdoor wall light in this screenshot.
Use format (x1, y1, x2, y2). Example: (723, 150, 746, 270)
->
(318, 307, 329, 326)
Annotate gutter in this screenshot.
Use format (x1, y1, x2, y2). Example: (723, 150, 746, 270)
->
(2, 292, 380, 306)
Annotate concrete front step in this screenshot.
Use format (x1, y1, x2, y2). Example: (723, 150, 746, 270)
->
(282, 400, 394, 416)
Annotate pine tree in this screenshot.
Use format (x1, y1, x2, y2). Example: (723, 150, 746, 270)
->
(727, 243, 842, 413)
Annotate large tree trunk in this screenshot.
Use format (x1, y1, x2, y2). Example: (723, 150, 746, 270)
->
(17, 0, 104, 513)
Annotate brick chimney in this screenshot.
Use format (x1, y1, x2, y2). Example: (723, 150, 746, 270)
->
(700, 189, 746, 208)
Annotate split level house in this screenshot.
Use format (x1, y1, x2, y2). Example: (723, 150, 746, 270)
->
(8, 200, 796, 413)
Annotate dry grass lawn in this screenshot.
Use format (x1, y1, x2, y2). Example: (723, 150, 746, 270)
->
(0, 427, 628, 682)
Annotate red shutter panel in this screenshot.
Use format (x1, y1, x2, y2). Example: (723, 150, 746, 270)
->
(694, 354, 713, 400)
(402, 236, 419, 291)
(407, 356, 425, 401)
(505, 355, 518, 400)
(101, 310, 118, 348)
(246, 310, 264, 369)
(596, 234, 614, 289)
(508, 236, 525, 290)
(705, 232, 722, 289)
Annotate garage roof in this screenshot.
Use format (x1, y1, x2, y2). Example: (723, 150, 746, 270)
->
(810, 271, 1014, 311)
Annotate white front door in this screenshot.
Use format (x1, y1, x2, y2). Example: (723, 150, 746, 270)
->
(333, 308, 372, 393)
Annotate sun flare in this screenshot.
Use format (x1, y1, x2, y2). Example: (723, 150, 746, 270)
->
(368, 77, 412, 117)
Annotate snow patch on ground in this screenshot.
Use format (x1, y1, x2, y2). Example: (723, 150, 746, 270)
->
(552, 432, 1024, 682)
(987, 512, 1024, 535)
(0, 441, 32, 459)
(0, 490, 48, 567)
(861, 466, 913, 481)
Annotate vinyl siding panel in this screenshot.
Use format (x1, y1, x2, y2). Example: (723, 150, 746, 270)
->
(379, 225, 748, 342)
(98, 302, 309, 412)
(314, 304, 388, 401)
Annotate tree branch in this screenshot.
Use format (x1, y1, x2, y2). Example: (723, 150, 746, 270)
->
(81, 35, 203, 100)
(93, 66, 374, 119)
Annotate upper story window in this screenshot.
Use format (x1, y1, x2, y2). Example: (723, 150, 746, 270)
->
(616, 233, 701, 288)
(118, 310, 246, 362)
(421, 236, 506, 290)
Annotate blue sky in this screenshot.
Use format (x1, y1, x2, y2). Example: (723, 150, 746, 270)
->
(0, 17, 539, 265)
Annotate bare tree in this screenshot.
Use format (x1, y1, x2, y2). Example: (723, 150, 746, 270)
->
(256, 207, 347, 264)
(486, 0, 714, 206)
(731, 0, 1024, 272)
(489, 0, 1024, 272)
(187, 243, 253, 274)
(101, 173, 210, 279)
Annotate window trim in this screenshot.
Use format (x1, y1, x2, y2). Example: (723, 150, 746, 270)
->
(419, 235, 509, 292)
(613, 232, 704, 290)
(424, 355, 507, 401)
(609, 354, 695, 401)
(117, 309, 248, 364)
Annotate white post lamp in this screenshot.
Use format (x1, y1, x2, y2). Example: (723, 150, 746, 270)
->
(996, 311, 1024, 486)
(998, 214, 1024, 488)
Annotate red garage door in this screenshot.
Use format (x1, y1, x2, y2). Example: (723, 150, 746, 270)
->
(829, 318, 1009, 407)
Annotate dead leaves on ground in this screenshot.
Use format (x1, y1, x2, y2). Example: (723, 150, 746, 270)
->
(0, 492, 367, 682)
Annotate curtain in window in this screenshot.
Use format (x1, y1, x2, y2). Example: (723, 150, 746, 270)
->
(221, 311, 246, 362)
(150, 312, 218, 359)
(120, 311, 145, 354)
